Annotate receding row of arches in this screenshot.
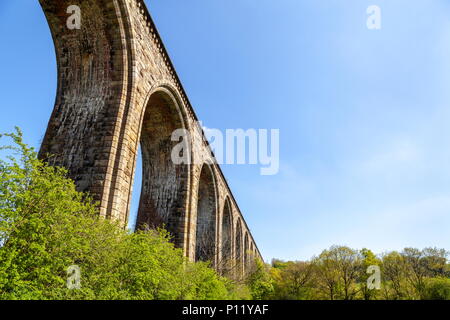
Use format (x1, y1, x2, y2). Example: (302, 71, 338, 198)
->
(38, 0, 259, 275)
(131, 87, 257, 272)
(194, 164, 256, 273)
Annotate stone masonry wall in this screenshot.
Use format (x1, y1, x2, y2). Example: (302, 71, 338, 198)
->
(38, 0, 263, 268)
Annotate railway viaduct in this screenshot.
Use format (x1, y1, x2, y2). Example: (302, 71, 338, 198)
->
(37, 0, 263, 272)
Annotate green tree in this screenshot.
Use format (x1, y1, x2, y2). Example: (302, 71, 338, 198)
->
(359, 248, 381, 300)
(246, 259, 274, 300)
(313, 246, 362, 300)
(420, 248, 449, 278)
(423, 277, 450, 300)
(381, 251, 413, 300)
(277, 261, 314, 300)
(312, 249, 340, 300)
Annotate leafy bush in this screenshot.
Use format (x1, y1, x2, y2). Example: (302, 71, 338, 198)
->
(246, 259, 274, 300)
(0, 128, 236, 300)
(423, 278, 450, 300)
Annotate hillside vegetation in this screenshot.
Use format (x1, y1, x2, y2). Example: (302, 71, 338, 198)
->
(0, 128, 448, 300)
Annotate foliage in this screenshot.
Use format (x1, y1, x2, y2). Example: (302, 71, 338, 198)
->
(0, 128, 448, 300)
(360, 248, 381, 300)
(246, 259, 274, 300)
(269, 246, 449, 300)
(0, 128, 237, 300)
(423, 277, 450, 300)
(271, 260, 314, 300)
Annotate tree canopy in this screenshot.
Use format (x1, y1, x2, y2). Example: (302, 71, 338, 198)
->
(0, 128, 448, 300)
(0, 128, 246, 300)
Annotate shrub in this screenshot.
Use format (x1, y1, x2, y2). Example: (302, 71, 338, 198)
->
(0, 128, 236, 300)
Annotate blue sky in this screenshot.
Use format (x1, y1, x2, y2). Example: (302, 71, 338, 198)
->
(1, 0, 450, 261)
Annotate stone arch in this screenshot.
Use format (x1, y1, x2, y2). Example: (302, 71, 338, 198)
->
(235, 218, 243, 267)
(220, 197, 233, 270)
(195, 163, 218, 262)
(250, 242, 255, 263)
(38, 0, 133, 198)
(37, 0, 263, 264)
(244, 232, 250, 268)
(134, 87, 190, 249)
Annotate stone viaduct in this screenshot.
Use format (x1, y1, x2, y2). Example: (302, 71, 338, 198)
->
(37, 0, 263, 272)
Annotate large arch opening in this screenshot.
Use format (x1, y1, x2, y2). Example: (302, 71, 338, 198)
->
(220, 197, 233, 272)
(195, 164, 217, 262)
(134, 89, 189, 248)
